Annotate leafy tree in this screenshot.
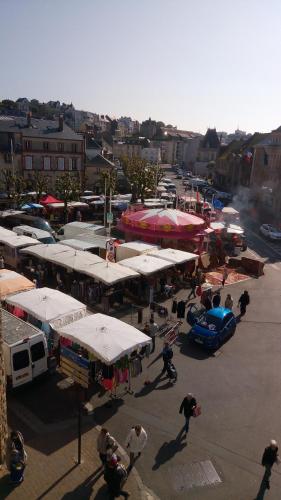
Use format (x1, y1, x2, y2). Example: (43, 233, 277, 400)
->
(121, 156, 164, 203)
(33, 171, 49, 203)
(1, 169, 14, 198)
(10, 176, 26, 208)
(56, 173, 81, 223)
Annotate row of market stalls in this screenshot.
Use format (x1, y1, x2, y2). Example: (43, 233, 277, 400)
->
(3, 284, 152, 393)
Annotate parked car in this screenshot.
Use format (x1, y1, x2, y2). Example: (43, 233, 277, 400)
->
(259, 224, 281, 240)
(188, 307, 236, 350)
(0, 213, 54, 234)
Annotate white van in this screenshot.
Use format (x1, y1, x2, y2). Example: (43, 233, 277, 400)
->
(56, 221, 106, 241)
(3, 310, 49, 388)
(13, 225, 56, 244)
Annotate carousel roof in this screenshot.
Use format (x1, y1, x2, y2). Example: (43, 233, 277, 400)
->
(120, 208, 206, 239)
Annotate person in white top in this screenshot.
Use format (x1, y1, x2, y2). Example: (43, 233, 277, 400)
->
(125, 425, 147, 469)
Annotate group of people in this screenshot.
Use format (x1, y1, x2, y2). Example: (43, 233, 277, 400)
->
(97, 425, 148, 499)
(202, 288, 250, 317)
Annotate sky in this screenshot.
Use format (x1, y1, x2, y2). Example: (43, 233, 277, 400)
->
(1, 0, 281, 134)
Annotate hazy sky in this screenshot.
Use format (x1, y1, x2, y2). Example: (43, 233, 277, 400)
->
(1, 0, 281, 133)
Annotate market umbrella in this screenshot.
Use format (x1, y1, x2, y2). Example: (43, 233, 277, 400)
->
(39, 194, 63, 205)
(21, 202, 44, 210)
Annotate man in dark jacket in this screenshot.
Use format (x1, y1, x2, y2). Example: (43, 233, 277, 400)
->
(179, 393, 197, 434)
(161, 342, 173, 375)
(104, 454, 129, 499)
(187, 276, 197, 300)
(261, 440, 279, 490)
(238, 290, 250, 317)
(212, 291, 221, 308)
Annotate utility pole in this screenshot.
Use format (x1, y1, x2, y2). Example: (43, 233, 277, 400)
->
(0, 307, 8, 466)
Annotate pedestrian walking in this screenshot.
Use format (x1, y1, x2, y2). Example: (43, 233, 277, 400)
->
(9, 430, 27, 484)
(187, 276, 197, 300)
(261, 440, 279, 490)
(161, 341, 173, 375)
(97, 427, 118, 466)
(179, 394, 197, 436)
(212, 291, 221, 308)
(125, 425, 147, 470)
(225, 294, 234, 310)
(149, 317, 158, 353)
(238, 290, 250, 317)
(104, 454, 129, 499)
(222, 266, 228, 287)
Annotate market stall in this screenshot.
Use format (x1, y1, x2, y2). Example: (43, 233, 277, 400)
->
(0, 269, 35, 299)
(56, 313, 152, 395)
(116, 241, 159, 262)
(5, 287, 87, 351)
(0, 232, 40, 269)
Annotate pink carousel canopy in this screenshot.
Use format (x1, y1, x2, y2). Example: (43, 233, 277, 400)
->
(119, 208, 206, 240)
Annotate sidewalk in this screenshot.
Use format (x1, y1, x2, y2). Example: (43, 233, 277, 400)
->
(0, 424, 154, 500)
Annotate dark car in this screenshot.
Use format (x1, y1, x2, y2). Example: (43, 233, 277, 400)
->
(0, 213, 54, 234)
(188, 307, 236, 350)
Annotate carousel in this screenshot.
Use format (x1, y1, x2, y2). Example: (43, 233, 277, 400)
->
(118, 208, 211, 253)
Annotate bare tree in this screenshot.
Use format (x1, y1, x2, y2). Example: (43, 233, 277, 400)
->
(56, 173, 81, 223)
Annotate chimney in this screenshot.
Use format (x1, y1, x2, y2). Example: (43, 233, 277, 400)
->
(58, 114, 64, 132)
(27, 111, 32, 127)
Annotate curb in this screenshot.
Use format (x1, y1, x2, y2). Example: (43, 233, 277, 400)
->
(93, 421, 160, 500)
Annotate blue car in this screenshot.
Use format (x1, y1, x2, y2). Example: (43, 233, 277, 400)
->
(188, 307, 236, 350)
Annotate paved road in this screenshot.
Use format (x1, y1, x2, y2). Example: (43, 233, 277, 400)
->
(9, 169, 281, 499)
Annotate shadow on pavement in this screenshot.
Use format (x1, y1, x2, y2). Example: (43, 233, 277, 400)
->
(61, 468, 105, 500)
(37, 464, 79, 499)
(177, 333, 212, 360)
(93, 398, 124, 426)
(152, 427, 187, 470)
(255, 478, 267, 499)
(134, 374, 163, 398)
(0, 472, 16, 499)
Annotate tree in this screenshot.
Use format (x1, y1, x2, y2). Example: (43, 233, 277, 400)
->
(10, 176, 26, 208)
(121, 156, 164, 203)
(0, 308, 8, 466)
(1, 169, 14, 198)
(56, 173, 81, 223)
(100, 169, 117, 194)
(33, 171, 49, 203)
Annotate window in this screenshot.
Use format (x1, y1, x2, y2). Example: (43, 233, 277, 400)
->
(43, 157, 51, 170)
(25, 156, 33, 169)
(72, 143, 78, 153)
(30, 341, 45, 362)
(57, 157, 65, 170)
(13, 350, 30, 371)
(25, 140, 32, 150)
(72, 158, 77, 171)
(43, 142, 49, 151)
(58, 142, 64, 152)
(69, 158, 73, 171)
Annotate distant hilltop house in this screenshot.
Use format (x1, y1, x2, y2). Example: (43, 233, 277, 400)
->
(0, 113, 85, 191)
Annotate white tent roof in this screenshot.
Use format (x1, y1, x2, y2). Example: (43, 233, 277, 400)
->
(119, 241, 159, 253)
(48, 248, 103, 270)
(119, 254, 172, 275)
(227, 224, 244, 235)
(80, 261, 139, 285)
(147, 248, 198, 264)
(222, 207, 239, 215)
(0, 233, 41, 248)
(210, 222, 225, 231)
(6, 287, 87, 329)
(47, 201, 89, 208)
(57, 313, 151, 364)
(61, 239, 101, 251)
(20, 243, 72, 260)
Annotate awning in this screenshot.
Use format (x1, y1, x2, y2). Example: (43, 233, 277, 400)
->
(80, 261, 139, 285)
(20, 243, 72, 260)
(119, 254, 173, 275)
(0, 269, 35, 299)
(0, 234, 41, 248)
(6, 287, 87, 329)
(50, 249, 103, 271)
(119, 241, 159, 253)
(147, 248, 198, 264)
(222, 207, 239, 215)
(39, 195, 62, 205)
(56, 313, 151, 365)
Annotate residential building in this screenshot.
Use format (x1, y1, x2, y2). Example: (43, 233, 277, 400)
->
(141, 147, 161, 163)
(214, 133, 267, 192)
(152, 129, 201, 168)
(140, 118, 157, 139)
(194, 128, 221, 176)
(84, 137, 115, 192)
(16, 98, 30, 113)
(0, 114, 84, 191)
(112, 137, 149, 159)
(250, 127, 281, 221)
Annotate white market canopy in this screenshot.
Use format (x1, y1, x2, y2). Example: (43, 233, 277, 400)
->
(147, 248, 198, 264)
(47, 201, 89, 209)
(81, 261, 140, 285)
(20, 243, 71, 260)
(119, 241, 159, 253)
(6, 287, 87, 329)
(0, 233, 41, 248)
(57, 313, 151, 365)
(49, 249, 103, 271)
(61, 239, 102, 251)
(210, 222, 226, 231)
(119, 254, 173, 276)
(222, 207, 239, 215)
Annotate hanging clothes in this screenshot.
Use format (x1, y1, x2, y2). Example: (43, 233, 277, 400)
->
(172, 300, 177, 314)
(177, 300, 186, 319)
(130, 356, 142, 378)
